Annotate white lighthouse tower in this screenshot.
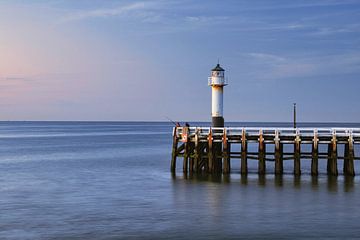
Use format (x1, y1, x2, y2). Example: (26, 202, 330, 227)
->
(208, 63, 227, 127)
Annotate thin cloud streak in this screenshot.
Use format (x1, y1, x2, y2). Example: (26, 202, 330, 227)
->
(244, 52, 360, 80)
(60, 2, 147, 22)
(236, 0, 360, 11)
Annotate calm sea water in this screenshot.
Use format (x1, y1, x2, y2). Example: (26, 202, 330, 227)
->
(1, 121, 360, 239)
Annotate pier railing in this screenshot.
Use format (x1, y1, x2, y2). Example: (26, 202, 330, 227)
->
(171, 127, 360, 176)
(174, 127, 360, 143)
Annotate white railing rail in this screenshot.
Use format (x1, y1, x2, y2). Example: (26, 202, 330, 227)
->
(174, 127, 360, 138)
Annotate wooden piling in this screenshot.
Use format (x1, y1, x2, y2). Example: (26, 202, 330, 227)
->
(215, 143, 223, 174)
(327, 131, 338, 176)
(274, 130, 283, 175)
(171, 127, 178, 172)
(194, 128, 200, 173)
(223, 129, 230, 174)
(189, 144, 194, 174)
(171, 126, 359, 176)
(207, 128, 214, 173)
(311, 130, 319, 176)
(183, 127, 189, 173)
(344, 131, 355, 176)
(294, 130, 301, 175)
(258, 130, 266, 175)
(241, 128, 248, 175)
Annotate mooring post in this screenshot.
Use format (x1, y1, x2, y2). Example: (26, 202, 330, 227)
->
(258, 129, 266, 175)
(344, 130, 355, 176)
(311, 129, 319, 176)
(294, 129, 301, 175)
(327, 130, 338, 176)
(183, 127, 189, 173)
(222, 128, 230, 174)
(207, 128, 214, 173)
(241, 128, 248, 175)
(274, 129, 283, 175)
(171, 127, 178, 172)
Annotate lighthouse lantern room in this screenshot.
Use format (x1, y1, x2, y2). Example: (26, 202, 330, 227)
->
(208, 63, 227, 127)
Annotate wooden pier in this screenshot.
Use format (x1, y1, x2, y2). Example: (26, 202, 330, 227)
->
(171, 127, 360, 176)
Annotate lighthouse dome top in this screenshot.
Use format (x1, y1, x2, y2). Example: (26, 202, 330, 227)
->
(211, 64, 224, 71)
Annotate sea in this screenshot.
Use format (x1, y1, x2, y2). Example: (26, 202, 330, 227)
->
(1, 121, 360, 239)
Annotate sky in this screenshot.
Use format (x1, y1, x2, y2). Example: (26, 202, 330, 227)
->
(0, 0, 359, 122)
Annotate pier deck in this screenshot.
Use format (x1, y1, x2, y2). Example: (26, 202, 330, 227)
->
(171, 127, 360, 176)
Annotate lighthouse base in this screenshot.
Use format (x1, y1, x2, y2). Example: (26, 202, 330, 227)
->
(212, 116, 224, 127)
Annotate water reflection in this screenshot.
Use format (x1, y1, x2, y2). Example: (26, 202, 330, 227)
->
(171, 172, 356, 193)
(274, 175, 283, 187)
(240, 174, 248, 185)
(327, 175, 338, 192)
(258, 174, 266, 186)
(172, 172, 230, 183)
(311, 176, 319, 190)
(294, 175, 301, 189)
(344, 176, 355, 192)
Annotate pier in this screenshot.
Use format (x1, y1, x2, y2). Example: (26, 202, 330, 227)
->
(171, 127, 360, 176)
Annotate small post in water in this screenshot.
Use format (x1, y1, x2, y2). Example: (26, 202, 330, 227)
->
(293, 103, 297, 128)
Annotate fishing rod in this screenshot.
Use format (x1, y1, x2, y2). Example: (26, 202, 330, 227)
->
(164, 116, 178, 126)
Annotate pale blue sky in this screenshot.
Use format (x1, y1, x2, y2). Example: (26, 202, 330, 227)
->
(0, 0, 359, 122)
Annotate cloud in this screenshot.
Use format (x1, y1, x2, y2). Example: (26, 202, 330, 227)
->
(0, 75, 33, 85)
(185, 16, 228, 24)
(244, 52, 360, 80)
(311, 24, 360, 36)
(247, 53, 286, 63)
(241, 0, 360, 11)
(60, 2, 147, 22)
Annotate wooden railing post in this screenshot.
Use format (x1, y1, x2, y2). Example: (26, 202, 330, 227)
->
(194, 128, 200, 173)
(171, 127, 178, 172)
(311, 129, 319, 176)
(222, 128, 230, 174)
(241, 128, 248, 175)
(258, 129, 266, 175)
(327, 130, 338, 176)
(183, 127, 189, 174)
(275, 129, 283, 175)
(294, 130, 301, 175)
(344, 130, 355, 176)
(207, 128, 214, 173)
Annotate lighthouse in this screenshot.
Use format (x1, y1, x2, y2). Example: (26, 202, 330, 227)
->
(208, 63, 227, 127)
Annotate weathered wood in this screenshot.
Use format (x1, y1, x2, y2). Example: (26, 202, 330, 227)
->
(201, 143, 208, 172)
(311, 130, 319, 176)
(294, 131, 301, 175)
(258, 130, 266, 175)
(183, 127, 189, 173)
(207, 129, 214, 173)
(223, 129, 230, 174)
(274, 130, 283, 175)
(241, 128, 248, 175)
(214, 143, 223, 174)
(344, 132, 355, 176)
(189, 144, 194, 174)
(194, 128, 200, 173)
(171, 127, 178, 172)
(327, 132, 338, 176)
(171, 126, 360, 175)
